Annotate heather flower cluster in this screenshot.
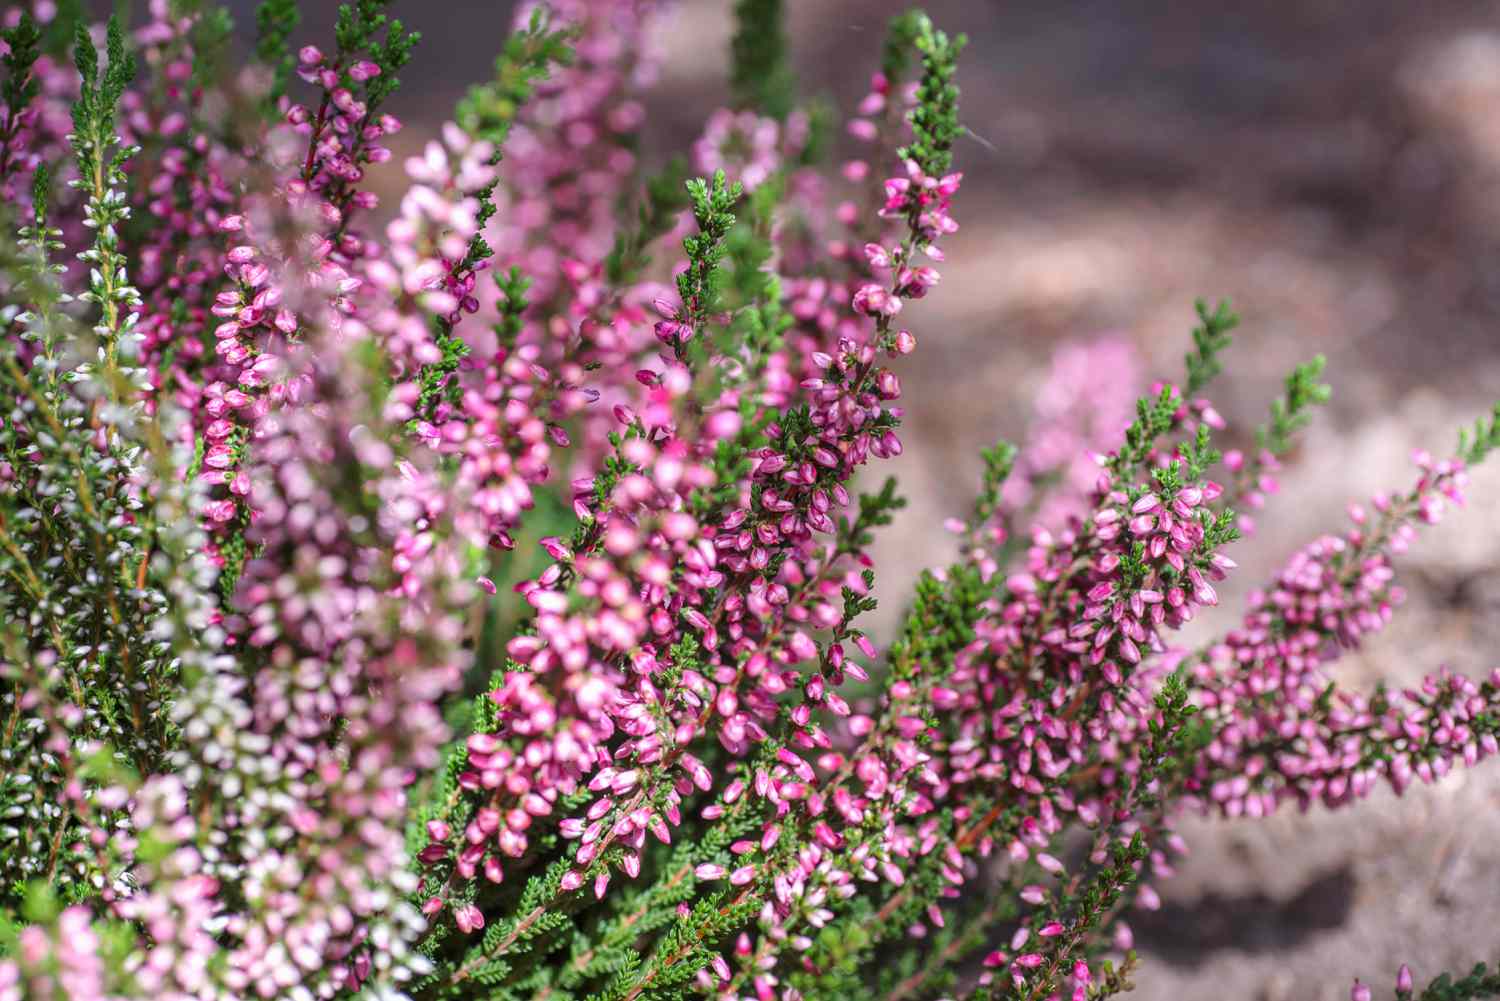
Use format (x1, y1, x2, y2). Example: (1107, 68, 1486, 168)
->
(1, 2, 1499, 1001)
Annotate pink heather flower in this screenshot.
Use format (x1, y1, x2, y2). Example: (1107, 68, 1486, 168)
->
(852, 283, 901, 317)
(454, 904, 485, 933)
(985, 337, 1143, 536)
(349, 60, 382, 81)
(693, 108, 786, 191)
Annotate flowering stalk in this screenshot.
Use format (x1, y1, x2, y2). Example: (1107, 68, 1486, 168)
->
(0, 26, 175, 908)
(69, 16, 140, 381)
(0, 13, 42, 193)
(1188, 446, 1486, 816)
(729, 0, 794, 121)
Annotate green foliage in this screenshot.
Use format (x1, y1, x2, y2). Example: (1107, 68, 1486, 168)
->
(606, 156, 692, 286)
(185, 5, 235, 92)
(1085, 955, 1143, 1001)
(674, 168, 795, 433)
(729, 0, 795, 120)
(1139, 673, 1207, 799)
(29, 164, 49, 228)
(722, 174, 785, 312)
(898, 12, 966, 177)
(670, 170, 743, 360)
(792, 96, 834, 167)
(881, 9, 927, 83)
(617, 893, 760, 1001)
(1458, 402, 1500, 466)
(437, 859, 580, 992)
(70, 16, 137, 181)
(456, 8, 575, 153)
(38, 0, 86, 60)
(1255, 354, 1331, 457)
(1403, 963, 1500, 1001)
(254, 0, 301, 105)
(493, 267, 532, 349)
(1108, 383, 1185, 482)
(1182, 298, 1239, 396)
(887, 561, 990, 690)
(842, 476, 908, 556)
(69, 17, 144, 380)
(964, 439, 1019, 540)
(1, 14, 42, 131)
(5, 167, 64, 372)
(334, 0, 420, 108)
(788, 805, 987, 1000)
(412, 324, 473, 425)
(215, 502, 251, 604)
(0, 210, 170, 908)
(2, 883, 135, 982)
(1152, 425, 1219, 491)
(572, 802, 756, 996)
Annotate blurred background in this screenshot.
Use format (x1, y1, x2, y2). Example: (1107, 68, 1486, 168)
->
(216, 0, 1500, 995)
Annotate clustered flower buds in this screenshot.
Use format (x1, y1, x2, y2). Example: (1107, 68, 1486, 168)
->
(0, 2, 1497, 1000)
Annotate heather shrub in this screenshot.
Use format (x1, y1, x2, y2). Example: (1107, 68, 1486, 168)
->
(0, 2, 1498, 1000)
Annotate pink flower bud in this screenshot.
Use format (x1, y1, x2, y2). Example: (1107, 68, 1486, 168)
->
(453, 903, 484, 934)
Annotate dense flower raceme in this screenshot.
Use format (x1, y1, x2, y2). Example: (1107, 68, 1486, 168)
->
(3, 3, 1500, 1001)
(1187, 451, 1498, 814)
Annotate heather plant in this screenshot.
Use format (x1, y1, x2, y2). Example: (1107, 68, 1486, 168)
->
(0, 2, 1498, 1000)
